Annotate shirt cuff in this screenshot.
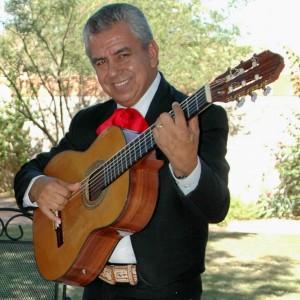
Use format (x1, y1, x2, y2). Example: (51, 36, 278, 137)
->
(23, 175, 45, 208)
(169, 157, 201, 196)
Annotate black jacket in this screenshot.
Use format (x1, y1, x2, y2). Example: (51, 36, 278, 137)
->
(14, 73, 230, 286)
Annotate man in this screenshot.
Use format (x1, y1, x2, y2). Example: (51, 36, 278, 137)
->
(14, 3, 230, 299)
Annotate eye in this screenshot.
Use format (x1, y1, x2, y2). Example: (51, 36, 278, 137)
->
(119, 51, 130, 60)
(96, 59, 106, 66)
(93, 58, 106, 67)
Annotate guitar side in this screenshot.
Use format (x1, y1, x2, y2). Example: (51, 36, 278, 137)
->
(33, 126, 163, 286)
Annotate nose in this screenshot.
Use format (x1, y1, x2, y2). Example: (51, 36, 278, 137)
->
(107, 60, 119, 78)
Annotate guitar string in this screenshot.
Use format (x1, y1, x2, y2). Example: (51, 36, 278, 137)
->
(68, 85, 210, 201)
(58, 55, 281, 209)
(70, 83, 219, 201)
(70, 79, 229, 201)
(71, 57, 268, 200)
(86, 86, 210, 199)
(88, 80, 226, 195)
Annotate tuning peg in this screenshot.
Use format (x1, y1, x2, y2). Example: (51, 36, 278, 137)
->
(252, 60, 258, 68)
(263, 86, 271, 96)
(238, 68, 245, 75)
(236, 97, 245, 107)
(250, 92, 257, 102)
(251, 56, 258, 68)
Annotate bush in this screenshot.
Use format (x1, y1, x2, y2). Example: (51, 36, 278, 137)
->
(258, 50, 300, 219)
(258, 190, 296, 219)
(261, 121, 300, 218)
(222, 196, 261, 225)
(0, 104, 40, 192)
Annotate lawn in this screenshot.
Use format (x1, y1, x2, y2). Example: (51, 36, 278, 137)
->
(1, 204, 299, 299)
(202, 224, 300, 299)
(65, 222, 300, 300)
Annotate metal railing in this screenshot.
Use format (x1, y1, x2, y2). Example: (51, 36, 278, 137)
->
(0, 207, 70, 300)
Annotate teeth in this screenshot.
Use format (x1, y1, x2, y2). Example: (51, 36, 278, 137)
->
(114, 80, 128, 87)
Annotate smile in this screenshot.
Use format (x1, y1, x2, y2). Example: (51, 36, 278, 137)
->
(114, 80, 129, 87)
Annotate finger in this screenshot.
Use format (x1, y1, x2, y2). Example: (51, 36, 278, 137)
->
(54, 180, 75, 199)
(40, 206, 61, 223)
(188, 115, 200, 135)
(65, 182, 81, 202)
(58, 180, 80, 191)
(68, 182, 81, 192)
(153, 116, 165, 138)
(172, 102, 187, 127)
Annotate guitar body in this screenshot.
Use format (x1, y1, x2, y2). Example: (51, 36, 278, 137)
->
(33, 126, 163, 286)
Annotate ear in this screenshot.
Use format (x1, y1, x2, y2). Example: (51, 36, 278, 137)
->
(147, 40, 159, 67)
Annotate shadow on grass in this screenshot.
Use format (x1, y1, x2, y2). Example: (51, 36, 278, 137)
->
(203, 231, 300, 300)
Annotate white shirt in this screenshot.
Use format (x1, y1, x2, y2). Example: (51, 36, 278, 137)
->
(23, 72, 201, 263)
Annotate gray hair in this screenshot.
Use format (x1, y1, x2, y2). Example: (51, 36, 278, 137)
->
(83, 3, 153, 57)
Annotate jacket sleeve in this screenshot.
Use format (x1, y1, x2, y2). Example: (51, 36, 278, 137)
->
(14, 132, 77, 209)
(180, 104, 230, 223)
(13, 106, 95, 209)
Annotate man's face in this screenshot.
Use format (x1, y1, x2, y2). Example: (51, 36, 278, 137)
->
(88, 21, 159, 107)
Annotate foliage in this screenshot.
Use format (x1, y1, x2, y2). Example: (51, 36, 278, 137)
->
(258, 50, 300, 219)
(130, 0, 252, 93)
(271, 122, 300, 218)
(0, 103, 40, 192)
(0, 0, 252, 143)
(222, 196, 260, 225)
(258, 190, 296, 219)
(288, 49, 300, 97)
(0, 0, 251, 192)
(0, 0, 104, 146)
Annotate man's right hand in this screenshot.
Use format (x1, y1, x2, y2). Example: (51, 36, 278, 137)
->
(29, 176, 81, 223)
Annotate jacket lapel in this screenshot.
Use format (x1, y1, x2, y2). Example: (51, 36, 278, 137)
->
(145, 74, 174, 126)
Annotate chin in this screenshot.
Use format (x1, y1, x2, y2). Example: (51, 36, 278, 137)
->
(116, 98, 137, 107)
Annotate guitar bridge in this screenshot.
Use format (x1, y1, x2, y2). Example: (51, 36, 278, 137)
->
(53, 210, 63, 248)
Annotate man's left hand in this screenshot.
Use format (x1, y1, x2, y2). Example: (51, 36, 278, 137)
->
(153, 102, 200, 178)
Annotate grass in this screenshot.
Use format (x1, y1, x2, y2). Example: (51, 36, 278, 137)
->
(65, 224, 300, 300)
(202, 227, 300, 299)
(1, 207, 299, 299)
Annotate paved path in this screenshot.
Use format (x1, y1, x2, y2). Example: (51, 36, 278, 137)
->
(225, 219, 300, 234)
(0, 196, 17, 208)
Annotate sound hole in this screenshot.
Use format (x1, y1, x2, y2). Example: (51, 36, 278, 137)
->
(82, 160, 107, 209)
(89, 170, 102, 201)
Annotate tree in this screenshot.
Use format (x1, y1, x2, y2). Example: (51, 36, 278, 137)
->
(0, 0, 105, 146)
(133, 0, 252, 93)
(0, 0, 251, 191)
(0, 0, 251, 142)
(0, 102, 39, 192)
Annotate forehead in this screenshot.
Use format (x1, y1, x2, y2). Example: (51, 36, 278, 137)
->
(88, 21, 141, 57)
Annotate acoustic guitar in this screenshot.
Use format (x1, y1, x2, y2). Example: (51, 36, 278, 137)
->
(33, 50, 284, 286)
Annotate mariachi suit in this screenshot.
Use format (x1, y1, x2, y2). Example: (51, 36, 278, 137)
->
(14, 73, 230, 295)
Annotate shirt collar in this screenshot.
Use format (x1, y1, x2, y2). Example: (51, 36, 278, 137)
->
(117, 72, 161, 117)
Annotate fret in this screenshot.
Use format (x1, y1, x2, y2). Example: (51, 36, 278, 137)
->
(98, 84, 211, 189)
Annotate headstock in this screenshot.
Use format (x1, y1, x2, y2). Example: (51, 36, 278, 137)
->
(210, 50, 285, 106)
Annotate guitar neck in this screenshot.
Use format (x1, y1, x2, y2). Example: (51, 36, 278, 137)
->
(97, 50, 286, 190)
(100, 84, 212, 189)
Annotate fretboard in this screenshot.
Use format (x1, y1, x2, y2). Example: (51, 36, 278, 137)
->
(100, 83, 212, 189)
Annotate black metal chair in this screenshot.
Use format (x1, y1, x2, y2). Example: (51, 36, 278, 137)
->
(0, 207, 71, 300)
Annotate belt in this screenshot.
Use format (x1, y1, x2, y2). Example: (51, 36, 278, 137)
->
(99, 264, 138, 285)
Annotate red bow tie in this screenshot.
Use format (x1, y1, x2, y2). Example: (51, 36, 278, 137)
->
(96, 107, 149, 136)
